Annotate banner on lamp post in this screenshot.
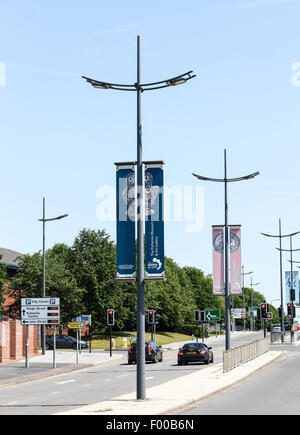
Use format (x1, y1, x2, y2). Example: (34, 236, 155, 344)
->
(212, 226, 224, 295)
(285, 271, 299, 304)
(116, 164, 136, 280)
(144, 162, 164, 279)
(229, 225, 242, 295)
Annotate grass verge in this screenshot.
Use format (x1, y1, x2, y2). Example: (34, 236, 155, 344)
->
(89, 331, 194, 349)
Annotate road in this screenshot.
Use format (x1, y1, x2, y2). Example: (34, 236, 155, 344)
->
(0, 331, 265, 415)
(178, 340, 300, 415)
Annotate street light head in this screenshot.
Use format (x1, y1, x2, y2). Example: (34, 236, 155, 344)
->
(167, 77, 187, 86)
(92, 82, 111, 90)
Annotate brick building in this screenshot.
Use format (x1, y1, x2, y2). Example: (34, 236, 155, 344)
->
(0, 247, 41, 364)
(0, 247, 24, 316)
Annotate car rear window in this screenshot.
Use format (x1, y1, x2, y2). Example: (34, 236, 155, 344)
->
(182, 343, 205, 349)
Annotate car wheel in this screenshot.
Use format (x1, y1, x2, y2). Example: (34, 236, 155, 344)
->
(72, 344, 77, 350)
(160, 353, 163, 362)
(178, 361, 183, 366)
(210, 354, 214, 363)
(128, 360, 133, 365)
(46, 344, 51, 350)
(205, 356, 209, 364)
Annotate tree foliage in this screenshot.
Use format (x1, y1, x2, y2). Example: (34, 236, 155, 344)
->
(8, 228, 269, 332)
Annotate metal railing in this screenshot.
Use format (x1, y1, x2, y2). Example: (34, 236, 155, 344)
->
(223, 338, 269, 373)
(270, 331, 282, 343)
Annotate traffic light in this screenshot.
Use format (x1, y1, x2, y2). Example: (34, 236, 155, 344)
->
(148, 310, 155, 324)
(278, 306, 282, 318)
(154, 311, 159, 324)
(257, 308, 261, 320)
(107, 309, 114, 326)
(287, 303, 295, 318)
(194, 310, 200, 322)
(200, 310, 205, 322)
(260, 303, 268, 319)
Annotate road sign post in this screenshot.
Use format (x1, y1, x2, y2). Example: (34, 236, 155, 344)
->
(67, 321, 86, 365)
(21, 298, 60, 369)
(205, 308, 220, 323)
(21, 298, 60, 325)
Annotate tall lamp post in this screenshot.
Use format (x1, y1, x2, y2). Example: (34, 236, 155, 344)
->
(276, 236, 300, 336)
(193, 149, 259, 350)
(242, 267, 253, 332)
(261, 219, 299, 342)
(38, 197, 68, 355)
(82, 35, 195, 400)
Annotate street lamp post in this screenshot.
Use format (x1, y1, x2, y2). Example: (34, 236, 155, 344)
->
(82, 35, 195, 400)
(38, 197, 68, 355)
(242, 267, 253, 332)
(193, 149, 259, 350)
(276, 236, 300, 338)
(261, 219, 299, 342)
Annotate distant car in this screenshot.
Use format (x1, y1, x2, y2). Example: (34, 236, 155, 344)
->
(284, 321, 291, 332)
(271, 324, 281, 333)
(46, 334, 88, 350)
(177, 342, 213, 365)
(128, 340, 163, 364)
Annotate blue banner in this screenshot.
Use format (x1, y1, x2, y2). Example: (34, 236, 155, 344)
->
(285, 271, 299, 304)
(116, 165, 136, 279)
(145, 164, 164, 278)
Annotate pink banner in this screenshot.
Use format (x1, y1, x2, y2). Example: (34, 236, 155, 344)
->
(230, 226, 242, 294)
(212, 226, 224, 295)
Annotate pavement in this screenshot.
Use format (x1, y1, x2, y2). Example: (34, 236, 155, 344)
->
(0, 349, 123, 389)
(0, 332, 290, 415)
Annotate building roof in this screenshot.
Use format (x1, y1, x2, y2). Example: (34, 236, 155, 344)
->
(0, 247, 24, 269)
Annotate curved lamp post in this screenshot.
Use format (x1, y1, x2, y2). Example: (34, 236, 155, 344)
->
(261, 219, 299, 341)
(82, 35, 195, 400)
(192, 149, 259, 350)
(276, 236, 300, 335)
(38, 197, 68, 355)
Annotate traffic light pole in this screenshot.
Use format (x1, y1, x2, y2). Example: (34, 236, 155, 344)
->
(109, 325, 112, 358)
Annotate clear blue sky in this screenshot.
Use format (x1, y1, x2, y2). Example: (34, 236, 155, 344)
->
(1, 0, 300, 309)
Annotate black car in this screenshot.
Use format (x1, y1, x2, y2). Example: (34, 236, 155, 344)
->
(128, 340, 163, 364)
(177, 342, 213, 365)
(46, 334, 88, 350)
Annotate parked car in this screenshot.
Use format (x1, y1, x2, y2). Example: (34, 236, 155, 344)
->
(177, 342, 213, 365)
(128, 340, 163, 364)
(46, 334, 88, 350)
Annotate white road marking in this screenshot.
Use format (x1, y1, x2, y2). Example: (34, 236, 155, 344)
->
(55, 379, 76, 385)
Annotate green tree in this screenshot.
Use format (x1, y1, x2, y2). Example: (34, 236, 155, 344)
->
(10, 246, 85, 324)
(70, 228, 136, 331)
(0, 255, 7, 315)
